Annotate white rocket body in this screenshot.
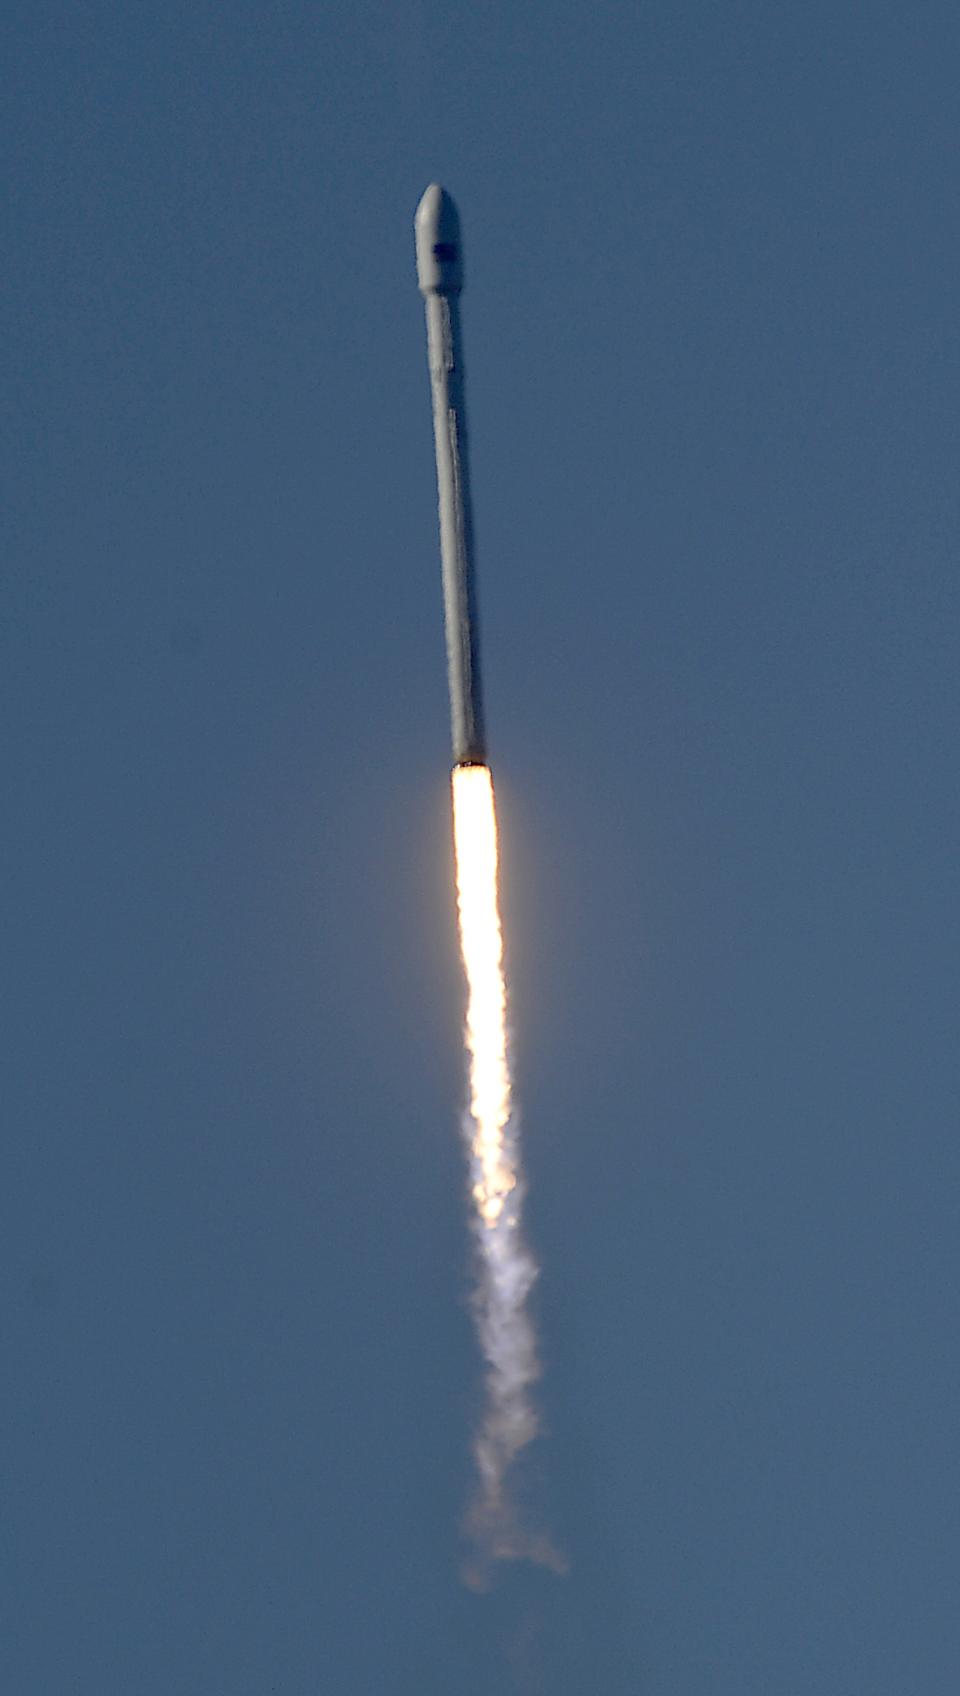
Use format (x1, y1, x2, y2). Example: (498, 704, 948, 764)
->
(416, 185, 487, 768)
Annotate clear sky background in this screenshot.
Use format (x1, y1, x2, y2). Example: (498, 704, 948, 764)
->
(3, 2, 958, 1691)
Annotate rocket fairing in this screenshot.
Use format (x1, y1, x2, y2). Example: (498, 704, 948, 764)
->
(416, 184, 488, 768)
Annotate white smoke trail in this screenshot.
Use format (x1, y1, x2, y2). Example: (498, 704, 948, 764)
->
(450, 764, 561, 1575)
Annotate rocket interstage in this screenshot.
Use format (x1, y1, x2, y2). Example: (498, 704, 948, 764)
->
(416, 186, 561, 1578)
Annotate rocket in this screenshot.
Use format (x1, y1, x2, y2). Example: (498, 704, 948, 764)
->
(415, 184, 488, 768)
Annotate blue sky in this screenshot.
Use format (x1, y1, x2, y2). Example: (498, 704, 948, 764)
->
(3, 2, 958, 1690)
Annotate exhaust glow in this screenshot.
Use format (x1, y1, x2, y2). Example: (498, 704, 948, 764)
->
(452, 765, 514, 1227)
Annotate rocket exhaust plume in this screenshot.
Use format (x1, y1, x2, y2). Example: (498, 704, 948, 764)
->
(416, 187, 561, 1574)
(451, 763, 542, 1562)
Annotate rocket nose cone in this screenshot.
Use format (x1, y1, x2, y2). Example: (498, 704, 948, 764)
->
(415, 183, 463, 295)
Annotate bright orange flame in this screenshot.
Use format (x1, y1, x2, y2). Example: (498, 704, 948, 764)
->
(451, 764, 515, 1226)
